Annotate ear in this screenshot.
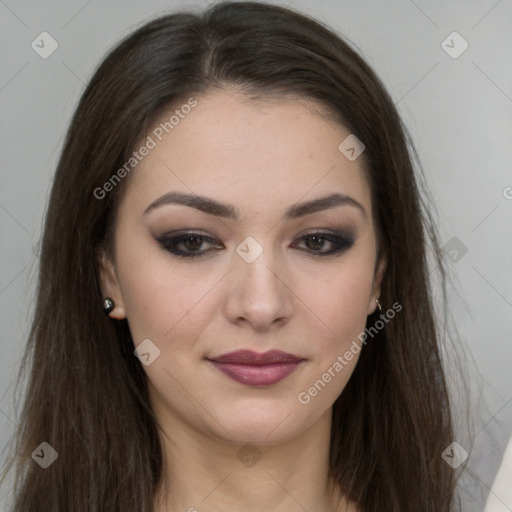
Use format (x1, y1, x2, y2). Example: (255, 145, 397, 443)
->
(97, 248, 126, 320)
(367, 253, 387, 315)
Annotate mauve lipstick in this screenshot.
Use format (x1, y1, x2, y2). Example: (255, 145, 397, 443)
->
(207, 349, 305, 386)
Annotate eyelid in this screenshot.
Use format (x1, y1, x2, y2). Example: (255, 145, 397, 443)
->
(291, 230, 355, 255)
(156, 226, 354, 240)
(154, 228, 356, 260)
(299, 227, 354, 239)
(155, 231, 221, 248)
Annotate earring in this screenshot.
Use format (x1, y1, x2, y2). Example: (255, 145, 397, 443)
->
(103, 297, 115, 314)
(375, 298, 382, 311)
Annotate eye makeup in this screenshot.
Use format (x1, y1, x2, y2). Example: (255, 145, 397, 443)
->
(154, 228, 356, 260)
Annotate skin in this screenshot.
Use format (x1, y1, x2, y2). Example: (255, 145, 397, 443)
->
(99, 88, 386, 512)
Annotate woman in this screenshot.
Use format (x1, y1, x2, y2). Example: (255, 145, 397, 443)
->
(1, 1, 464, 510)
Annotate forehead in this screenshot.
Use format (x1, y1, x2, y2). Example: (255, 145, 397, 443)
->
(119, 88, 372, 222)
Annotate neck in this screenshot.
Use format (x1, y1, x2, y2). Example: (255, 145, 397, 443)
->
(152, 406, 357, 512)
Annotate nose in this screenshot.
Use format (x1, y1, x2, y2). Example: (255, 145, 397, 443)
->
(223, 241, 294, 331)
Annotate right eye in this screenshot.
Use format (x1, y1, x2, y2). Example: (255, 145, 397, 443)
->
(155, 232, 223, 259)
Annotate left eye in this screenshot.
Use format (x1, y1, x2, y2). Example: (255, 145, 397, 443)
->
(155, 231, 354, 259)
(292, 232, 354, 255)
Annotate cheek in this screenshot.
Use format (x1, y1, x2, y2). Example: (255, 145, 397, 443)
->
(122, 275, 208, 348)
(114, 237, 200, 343)
(295, 258, 375, 352)
(292, 264, 373, 413)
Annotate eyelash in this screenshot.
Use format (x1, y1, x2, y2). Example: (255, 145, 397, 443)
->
(155, 230, 355, 259)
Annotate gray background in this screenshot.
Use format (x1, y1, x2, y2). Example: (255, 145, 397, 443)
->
(0, 0, 511, 510)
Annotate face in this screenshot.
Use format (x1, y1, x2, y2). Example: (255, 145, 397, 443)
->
(99, 88, 386, 445)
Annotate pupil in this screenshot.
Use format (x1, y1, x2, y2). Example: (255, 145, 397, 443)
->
(185, 236, 202, 250)
(307, 235, 324, 249)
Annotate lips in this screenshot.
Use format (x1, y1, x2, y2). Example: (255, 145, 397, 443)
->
(209, 349, 303, 365)
(207, 349, 305, 386)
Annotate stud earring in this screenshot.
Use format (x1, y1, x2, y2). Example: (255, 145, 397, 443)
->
(375, 298, 382, 311)
(103, 297, 115, 314)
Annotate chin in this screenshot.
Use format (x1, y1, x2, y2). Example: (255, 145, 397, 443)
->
(206, 403, 312, 446)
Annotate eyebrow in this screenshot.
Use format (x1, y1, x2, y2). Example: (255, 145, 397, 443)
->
(143, 191, 367, 220)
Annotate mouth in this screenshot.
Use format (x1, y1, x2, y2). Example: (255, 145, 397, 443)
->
(206, 349, 305, 387)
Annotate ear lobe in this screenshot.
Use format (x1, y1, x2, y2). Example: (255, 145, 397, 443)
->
(97, 249, 126, 319)
(367, 254, 387, 315)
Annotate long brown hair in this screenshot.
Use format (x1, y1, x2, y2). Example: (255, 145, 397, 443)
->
(2, 2, 465, 510)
